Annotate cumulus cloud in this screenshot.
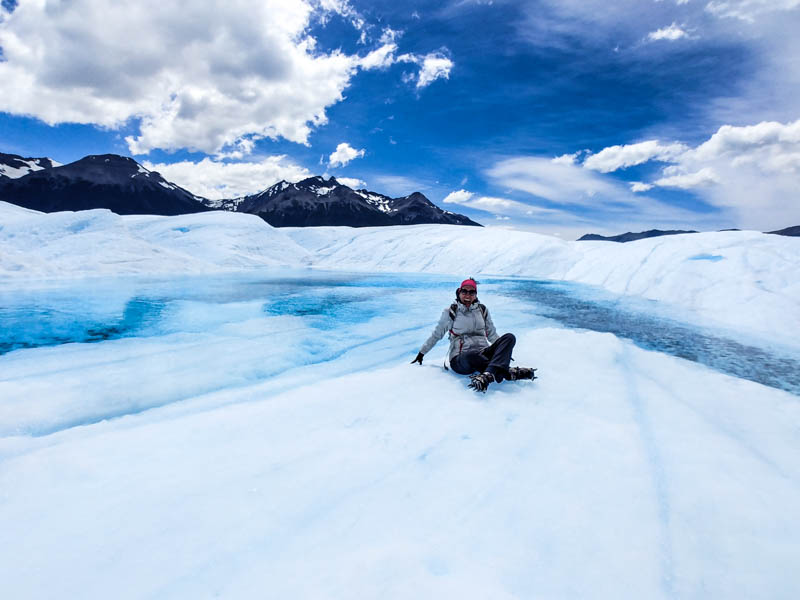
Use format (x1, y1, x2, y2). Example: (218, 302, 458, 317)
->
(442, 189, 475, 204)
(630, 181, 655, 192)
(0, 0, 451, 155)
(328, 142, 365, 168)
(688, 119, 800, 167)
(417, 53, 454, 88)
(551, 153, 580, 165)
(656, 119, 800, 226)
(336, 176, 367, 189)
(583, 140, 689, 172)
(580, 119, 800, 228)
(654, 167, 720, 188)
(141, 156, 311, 200)
(647, 22, 689, 41)
(398, 51, 453, 88)
(360, 44, 397, 69)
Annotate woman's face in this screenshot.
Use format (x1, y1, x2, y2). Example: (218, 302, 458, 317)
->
(459, 287, 477, 306)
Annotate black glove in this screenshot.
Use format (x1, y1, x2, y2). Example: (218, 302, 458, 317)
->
(411, 352, 424, 365)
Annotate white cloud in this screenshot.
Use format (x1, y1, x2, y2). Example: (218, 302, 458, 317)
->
(360, 43, 398, 70)
(488, 157, 630, 205)
(0, 0, 365, 154)
(647, 22, 689, 41)
(0, 0, 449, 155)
(444, 187, 567, 218)
(316, 0, 366, 31)
(485, 156, 709, 231)
(417, 53, 454, 88)
(583, 140, 689, 172)
(705, 0, 800, 21)
(215, 137, 260, 160)
(468, 196, 520, 211)
(654, 167, 720, 188)
(578, 119, 800, 228)
(551, 153, 579, 165)
(443, 189, 475, 204)
(328, 142, 365, 168)
(398, 51, 454, 88)
(141, 156, 311, 200)
(336, 176, 366, 188)
(645, 119, 800, 189)
(688, 119, 800, 167)
(657, 119, 800, 227)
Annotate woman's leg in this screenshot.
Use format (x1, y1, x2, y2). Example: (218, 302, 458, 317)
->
(450, 351, 490, 375)
(478, 333, 516, 382)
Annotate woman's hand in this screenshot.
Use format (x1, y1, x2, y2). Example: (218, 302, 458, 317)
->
(411, 352, 424, 365)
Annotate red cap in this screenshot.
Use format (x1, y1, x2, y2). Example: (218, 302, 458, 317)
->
(460, 278, 477, 289)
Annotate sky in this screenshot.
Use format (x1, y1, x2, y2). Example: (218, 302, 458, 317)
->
(1, 0, 799, 238)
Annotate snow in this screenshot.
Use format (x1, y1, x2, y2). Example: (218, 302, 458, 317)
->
(0, 202, 309, 277)
(1, 201, 799, 597)
(311, 185, 336, 196)
(1, 322, 798, 598)
(355, 189, 395, 213)
(2, 202, 797, 343)
(0, 157, 47, 178)
(284, 224, 800, 348)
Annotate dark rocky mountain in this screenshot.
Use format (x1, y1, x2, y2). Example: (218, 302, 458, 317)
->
(767, 225, 800, 237)
(578, 229, 698, 243)
(1, 151, 478, 226)
(0, 154, 212, 216)
(0, 152, 61, 180)
(231, 176, 481, 227)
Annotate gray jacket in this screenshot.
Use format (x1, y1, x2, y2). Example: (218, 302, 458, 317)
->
(420, 301, 499, 360)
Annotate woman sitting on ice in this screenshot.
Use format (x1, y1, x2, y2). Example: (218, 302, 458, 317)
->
(411, 278, 536, 392)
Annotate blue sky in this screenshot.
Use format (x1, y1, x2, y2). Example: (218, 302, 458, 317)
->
(1, 0, 799, 237)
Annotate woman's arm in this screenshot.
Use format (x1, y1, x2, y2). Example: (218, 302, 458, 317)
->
(419, 308, 453, 355)
(484, 307, 499, 343)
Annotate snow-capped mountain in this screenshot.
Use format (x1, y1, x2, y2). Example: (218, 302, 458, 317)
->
(0, 154, 212, 216)
(233, 175, 481, 227)
(0, 152, 61, 179)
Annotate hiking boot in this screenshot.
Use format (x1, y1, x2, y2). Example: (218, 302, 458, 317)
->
(469, 371, 495, 392)
(509, 366, 537, 381)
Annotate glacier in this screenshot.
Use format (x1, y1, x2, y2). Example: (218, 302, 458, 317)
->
(1, 201, 799, 599)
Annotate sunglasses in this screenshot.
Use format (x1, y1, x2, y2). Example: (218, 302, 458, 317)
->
(459, 288, 477, 295)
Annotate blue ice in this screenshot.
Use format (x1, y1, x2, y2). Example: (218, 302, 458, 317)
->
(2, 272, 799, 397)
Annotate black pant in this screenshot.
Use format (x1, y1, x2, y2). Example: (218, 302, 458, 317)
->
(450, 333, 516, 382)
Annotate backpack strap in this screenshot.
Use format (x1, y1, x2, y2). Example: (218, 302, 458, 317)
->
(449, 302, 487, 320)
(448, 302, 489, 356)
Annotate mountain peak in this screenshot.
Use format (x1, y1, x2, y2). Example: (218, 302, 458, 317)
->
(0, 152, 60, 179)
(296, 175, 339, 187)
(0, 152, 210, 216)
(235, 176, 482, 227)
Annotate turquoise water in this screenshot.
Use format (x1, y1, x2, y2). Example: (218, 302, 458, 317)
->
(2, 272, 798, 395)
